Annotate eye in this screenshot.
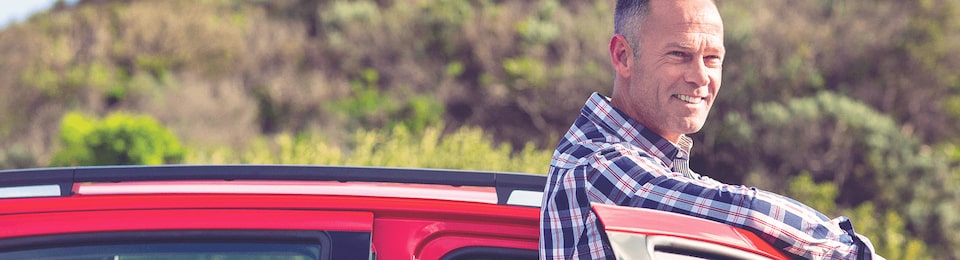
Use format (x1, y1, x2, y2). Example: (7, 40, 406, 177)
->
(669, 51, 686, 57)
(704, 55, 723, 66)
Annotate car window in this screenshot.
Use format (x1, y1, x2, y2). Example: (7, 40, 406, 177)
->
(1, 242, 319, 260)
(592, 203, 788, 259)
(652, 247, 741, 260)
(606, 232, 773, 260)
(0, 230, 373, 260)
(440, 246, 537, 260)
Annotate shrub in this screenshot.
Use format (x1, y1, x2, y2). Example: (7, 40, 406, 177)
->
(786, 173, 930, 259)
(0, 145, 37, 170)
(701, 91, 956, 257)
(326, 69, 445, 132)
(187, 124, 551, 174)
(49, 112, 184, 166)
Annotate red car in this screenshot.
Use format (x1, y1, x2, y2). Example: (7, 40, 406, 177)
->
(0, 165, 788, 259)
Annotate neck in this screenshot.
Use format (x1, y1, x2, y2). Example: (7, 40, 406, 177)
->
(609, 94, 682, 144)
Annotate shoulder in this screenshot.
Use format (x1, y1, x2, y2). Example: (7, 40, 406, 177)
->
(590, 143, 665, 168)
(555, 142, 671, 180)
(549, 143, 675, 206)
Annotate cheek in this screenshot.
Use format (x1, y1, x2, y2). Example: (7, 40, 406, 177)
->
(710, 72, 722, 91)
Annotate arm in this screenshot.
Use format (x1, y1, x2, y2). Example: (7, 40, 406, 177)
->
(584, 144, 878, 259)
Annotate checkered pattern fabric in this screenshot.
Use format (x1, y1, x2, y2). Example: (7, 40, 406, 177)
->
(539, 93, 875, 259)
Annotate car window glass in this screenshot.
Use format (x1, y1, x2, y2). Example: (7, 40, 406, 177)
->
(0, 230, 373, 260)
(653, 247, 739, 260)
(0, 242, 319, 260)
(440, 246, 537, 260)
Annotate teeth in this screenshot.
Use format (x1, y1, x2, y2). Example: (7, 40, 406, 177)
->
(676, 94, 703, 104)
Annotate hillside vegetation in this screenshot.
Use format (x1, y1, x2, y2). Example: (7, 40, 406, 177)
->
(1, 0, 959, 258)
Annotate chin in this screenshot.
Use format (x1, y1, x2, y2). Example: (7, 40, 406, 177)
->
(686, 117, 708, 130)
(683, 129, 703, 135)
(680, 123, 705, 134)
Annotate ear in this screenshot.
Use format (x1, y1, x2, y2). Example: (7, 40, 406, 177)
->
(609, 34, 633, 79)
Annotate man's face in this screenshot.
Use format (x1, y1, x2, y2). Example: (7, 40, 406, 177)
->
(615, 0, 725, 142)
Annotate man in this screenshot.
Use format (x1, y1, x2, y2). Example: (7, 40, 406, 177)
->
(539, 0, 883, 259)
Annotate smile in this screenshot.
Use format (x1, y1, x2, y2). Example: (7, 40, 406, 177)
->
(675, 94, 705, 104)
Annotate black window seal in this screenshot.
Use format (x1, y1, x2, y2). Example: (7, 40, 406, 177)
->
(0, 230, 334, 252)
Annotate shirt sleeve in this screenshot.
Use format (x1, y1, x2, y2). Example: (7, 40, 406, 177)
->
(541, 159, 618, 259)
(584, 144, 876, 259)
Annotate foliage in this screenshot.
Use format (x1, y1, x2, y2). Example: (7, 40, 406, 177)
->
(2, 0, 960, 257)
(187, 124, 551, 174)
(846, 204, 931, 260)
(326, 69, 445, 133)
(49, 112, 184, 166)
(785, 173, 837, 214)
(701, 91, 958, 257)
(0, 146, 37, 170)
(716, 0, 960, 143)
(786, 173, 930, 259)
(307, 0, 611, 146)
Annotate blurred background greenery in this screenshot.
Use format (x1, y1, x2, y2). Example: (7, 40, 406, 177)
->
(0, 0, 958, 258)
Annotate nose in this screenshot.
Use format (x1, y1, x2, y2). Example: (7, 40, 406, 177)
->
(684, 58, 710, 87)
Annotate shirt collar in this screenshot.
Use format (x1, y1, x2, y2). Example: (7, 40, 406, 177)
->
(581, 92, 689, 164)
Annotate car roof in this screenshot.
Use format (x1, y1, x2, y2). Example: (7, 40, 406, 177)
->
(0, 165, 547, 207)
(74, 180, 500, 204)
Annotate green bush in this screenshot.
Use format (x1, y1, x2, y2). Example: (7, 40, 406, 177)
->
(786, 173, 930, 259)
(50, 112, 184, 166)
(326, 69, 445, 132)
(187, 124, 551, 174)
(701, 91, 956, 257)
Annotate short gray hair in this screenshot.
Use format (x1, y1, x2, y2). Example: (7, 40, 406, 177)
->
(615, 0, 718, 56)
(614, 0, 651, 57)
(614, 0, 651, 36)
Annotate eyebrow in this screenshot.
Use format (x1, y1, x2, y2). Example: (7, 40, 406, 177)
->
(665, 41, 725, 53)
(667, 42, 696, 50)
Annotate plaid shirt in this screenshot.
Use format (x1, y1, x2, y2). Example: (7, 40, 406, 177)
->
(540, 93, 876, 259)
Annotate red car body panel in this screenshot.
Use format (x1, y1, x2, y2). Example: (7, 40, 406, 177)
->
(0, 186, 540, 259)
(3, 208, 374, 237)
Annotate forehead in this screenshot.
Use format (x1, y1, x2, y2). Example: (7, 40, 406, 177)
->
(643, 0, 724, 37)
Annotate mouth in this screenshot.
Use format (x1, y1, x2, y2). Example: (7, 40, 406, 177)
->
(674, 94, 705, 104)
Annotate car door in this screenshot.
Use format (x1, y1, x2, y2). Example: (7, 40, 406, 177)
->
(592, 203, 790, 260)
